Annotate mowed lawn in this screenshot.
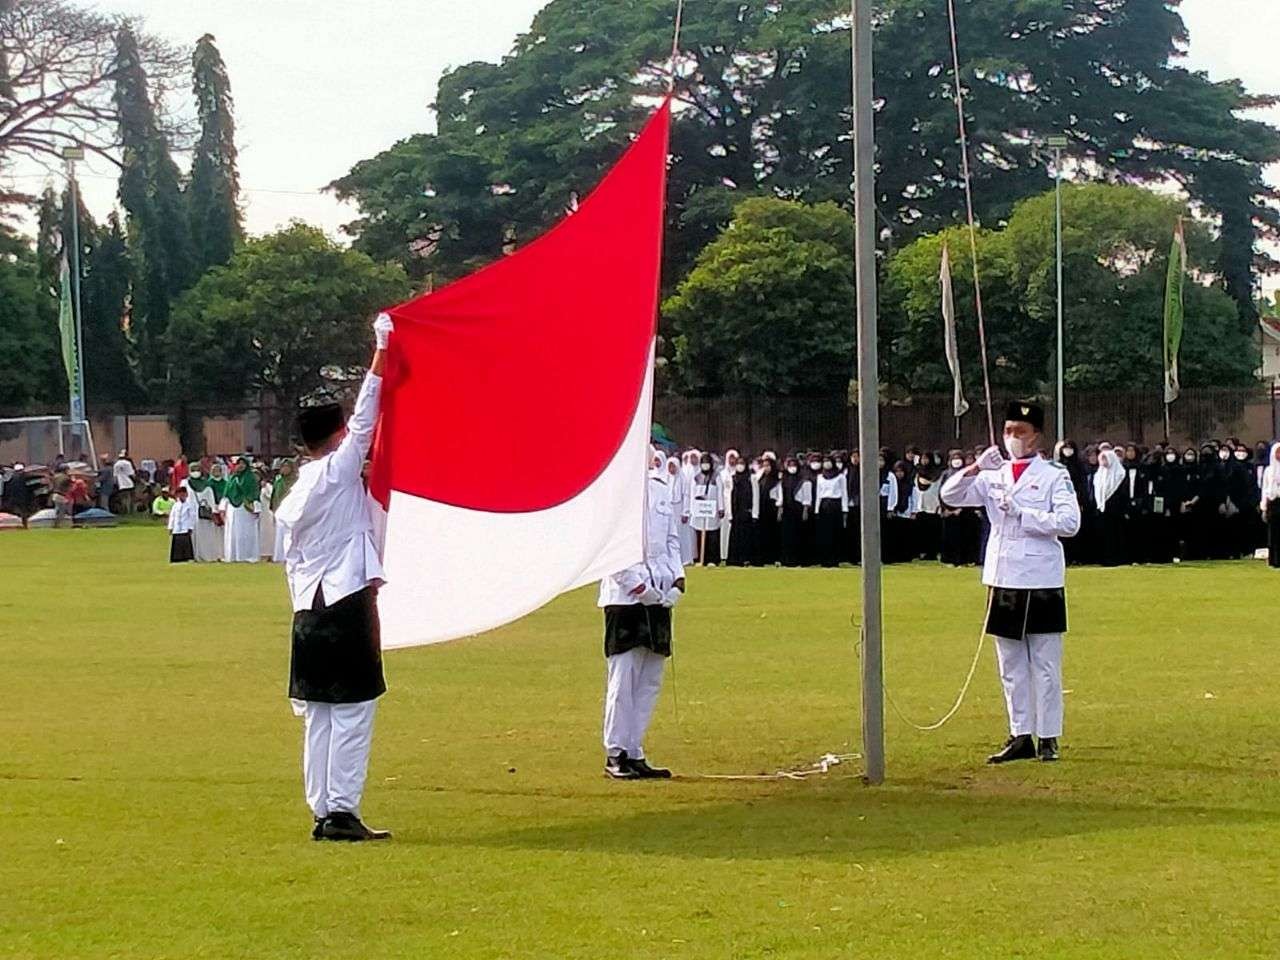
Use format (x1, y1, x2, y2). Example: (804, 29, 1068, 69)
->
(2, 527, 1278, 960)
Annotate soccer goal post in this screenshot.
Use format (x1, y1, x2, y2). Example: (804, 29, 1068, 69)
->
(0, 417, 97, 467)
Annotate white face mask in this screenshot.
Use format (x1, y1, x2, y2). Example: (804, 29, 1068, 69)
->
(1061, 447, 1074, 458)
(1166, 453, 1177, 463)
(950, 458, 964, 469)
(786, 465, 798, 475)
(700, 464, 712, 473)
(911, 455, 921, 465)
(809, 463, 821, 472)
(835, 460, 844, 469)
(1005, 436, 1031, 460)
(1219, 450, 1230, 461)
(735, 464, 746, 473)
(1235, 451, 1249, 461)
(823, 461, 834, 471)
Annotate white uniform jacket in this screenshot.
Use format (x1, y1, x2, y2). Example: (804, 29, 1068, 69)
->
(167, 497, 197, 535)
(940, 456, 1081, 589)
(276, 372, 386, 613)
(599, 473, 686, 607)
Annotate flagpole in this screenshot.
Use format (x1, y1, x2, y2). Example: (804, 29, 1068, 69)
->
(1049, 135, 1067, 443)
(63, 147, 88, 453)
(851, 0, 884, 786)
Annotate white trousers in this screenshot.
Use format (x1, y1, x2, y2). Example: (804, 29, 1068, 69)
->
(993, 633, 1064, 738)
(303, 699, 377, 818)
(602, 648, 666, 759)
(719, 520, 732, 559)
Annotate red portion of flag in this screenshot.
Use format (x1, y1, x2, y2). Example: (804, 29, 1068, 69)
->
(369, 100, 670, 514)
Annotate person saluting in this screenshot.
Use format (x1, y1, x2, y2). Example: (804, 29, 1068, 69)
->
(940, 401, 1081, 764)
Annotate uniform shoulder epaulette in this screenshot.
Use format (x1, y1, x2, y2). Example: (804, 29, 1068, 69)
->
(1046, 460, 1067, 470)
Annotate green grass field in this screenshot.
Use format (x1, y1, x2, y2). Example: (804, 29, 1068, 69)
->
(4, 527, 1278, 959)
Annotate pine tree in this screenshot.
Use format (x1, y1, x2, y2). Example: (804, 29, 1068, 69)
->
(114, 24, 192, 393)
(188, 34, 242, 275)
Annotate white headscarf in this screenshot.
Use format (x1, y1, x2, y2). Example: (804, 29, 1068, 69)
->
(666, 456, 685, 504)
(1093, 444, 1126, 510)
(1262, 442, 1280, 502)
(720, 449, 740, 485)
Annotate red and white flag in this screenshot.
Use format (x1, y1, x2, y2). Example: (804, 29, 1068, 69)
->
(369, 101, 671, 648)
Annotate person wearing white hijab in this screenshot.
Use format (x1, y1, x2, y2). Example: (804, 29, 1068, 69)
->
(718, 449, 739, 560)
(677, 450, 700, 564)
(1262, 442, 1280, 568)
(597, 446, 685, 779)
(1093, 444, 1128, 567)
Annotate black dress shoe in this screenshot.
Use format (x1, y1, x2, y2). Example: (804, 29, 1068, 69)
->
(1038, 737, 1061, 762)
(311, 817, 326, 841)
(605, 751, 640, 780)
(987, 734, 1037, 765)
(627, 757, 672, 779)
(320, 811, 391, 841)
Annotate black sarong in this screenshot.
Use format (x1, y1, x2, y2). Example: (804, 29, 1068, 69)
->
(985, 587, 1067, 641)
(604, 604, 672, 658)
(289, 585, 386, 703)
(169, 532, 194, 563)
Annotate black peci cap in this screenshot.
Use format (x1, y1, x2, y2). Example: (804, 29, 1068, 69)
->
(1003, 400, 1045, 432)
(297, 403, 345, 449)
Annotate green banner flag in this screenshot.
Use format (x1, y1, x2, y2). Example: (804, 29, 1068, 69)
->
(1163, 219, 1186, 405)
(58, 250, 84, 422)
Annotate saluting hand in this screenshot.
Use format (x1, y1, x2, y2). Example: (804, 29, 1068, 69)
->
(977, 446, 1005, 472)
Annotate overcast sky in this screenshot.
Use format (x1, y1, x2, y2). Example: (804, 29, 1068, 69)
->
(13, 0, 1280, 283)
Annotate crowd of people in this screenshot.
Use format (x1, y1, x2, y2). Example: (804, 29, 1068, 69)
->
(662, 437, 1280, 570)
(0, 450, 302, 563)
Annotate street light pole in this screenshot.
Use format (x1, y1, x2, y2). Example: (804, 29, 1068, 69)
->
(1048, 135, 1068, 443)
(851, 0, 884, 786)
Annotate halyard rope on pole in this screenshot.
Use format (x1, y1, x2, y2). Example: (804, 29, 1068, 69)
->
(668, 0, 685, 93)
(945, 0, 996, 445)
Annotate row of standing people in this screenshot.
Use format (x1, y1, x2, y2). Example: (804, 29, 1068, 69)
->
(661, 438, 1280, 570)
(168, 456, 299, 564)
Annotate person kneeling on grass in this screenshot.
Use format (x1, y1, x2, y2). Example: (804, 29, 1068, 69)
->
(940, 401, 1081, 765)
(598, 448, 686, 780)
(167, 486, 197, 563)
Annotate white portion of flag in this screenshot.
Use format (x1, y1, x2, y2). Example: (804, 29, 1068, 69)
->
(376, 361, 653, 649)
(941, 244, 970, 419)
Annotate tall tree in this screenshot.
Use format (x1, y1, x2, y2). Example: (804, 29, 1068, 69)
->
(188, 33, 242, 275)
(165, 224, 410, 453)
(332, 0, 1280, 312)
(0, 226, 62, 408)
(0, 1, 186, 203)
(78, 211, 141, 410)
(114, 23, 192, 393)
(664, 197, 856, 397)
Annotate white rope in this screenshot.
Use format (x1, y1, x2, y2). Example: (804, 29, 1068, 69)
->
(945, 0, 996, 445)
(694, 752, 861, 781)
(667, 0, 685, 94)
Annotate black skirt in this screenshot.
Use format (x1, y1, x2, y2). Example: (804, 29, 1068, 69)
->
(603, 603, 672, 658)
(289, 586, 387, 703)
(986, 588, 1067, 641)
(169, 532, 194, 563)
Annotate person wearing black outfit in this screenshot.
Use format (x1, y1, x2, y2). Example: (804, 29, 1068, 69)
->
(1054, 441, 1089, 566)
(844, 449, 862, 565)
(778, 456, 812, 567)
(1226, 443, 1261, 558)
(939, 449, 980, 566)
(813, 453, 848, 568)
(1145, 448, 1180, 564)
(1093, 444, 1129, 567)
(726, 460, 756, 566)
(754, 456, 781, 566)
(1120, 444, 1148, 563)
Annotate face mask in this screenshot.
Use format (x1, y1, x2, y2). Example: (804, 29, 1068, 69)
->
(1235, 451, 1249, 461)
(786, 465, 798, 475)
(823, 461, 834, 471)
(1061, 447, 1074, 458)
(950, 458, 964, 469)
(809, 463, 821, 472)
(835, 461, 844, 469)
(735, 464, 746, 473)
(911, 455, 921, 465)
(1219, 451, 1230, 461)
(1005, 436, 1030, 460)
(1166, 453, 1177, 463)
(700, 464, 712, 473)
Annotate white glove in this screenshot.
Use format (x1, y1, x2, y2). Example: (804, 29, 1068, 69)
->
(660, 587, 683, 609)
(977, 445, 1005, 472)
(994, 487, 1020, 518)
(636, 586, 663, 606)
(373, 312, 394, 350)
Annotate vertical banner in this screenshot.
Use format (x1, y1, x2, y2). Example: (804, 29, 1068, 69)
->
(940, 243, 970, 419)
(58, 250, 84, 424)
(1163, 219, 1186, 406)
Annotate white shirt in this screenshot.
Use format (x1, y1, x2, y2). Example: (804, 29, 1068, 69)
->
(815, 474, 849, 512)
(599, 473, 686, 606)
(275, 372, 385, 613)
(941, 457, 1081, 589)
(686, 472, 723, 531)
(113, 458, 135, 491)
(167, 497, 197, 534)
